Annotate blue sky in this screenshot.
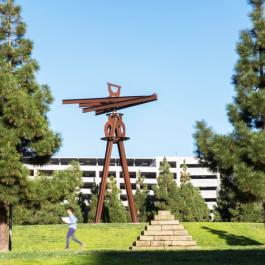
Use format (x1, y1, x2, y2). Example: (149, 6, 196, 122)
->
(18, 0, 250, 158)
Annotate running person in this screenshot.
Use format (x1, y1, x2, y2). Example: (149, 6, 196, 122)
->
(63, 207, 84, 249)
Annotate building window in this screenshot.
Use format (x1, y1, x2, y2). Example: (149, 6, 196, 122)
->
(190, 175, 217, 179)
(82, 171, 96, 178)
(120, 172, 136, 179)
(79, 158, 97, 166)
(99, 171, 116, 178)
(120, 194, 128, 201)
(119, 183, 136, 190)
(116, 159, 135, 167)
(135, 159, 156, 167)
(60, 158, 78, 165)
(82, 182, 96, 189)
(180, 163, 208, 168)
(204, 198, 217, 202)
(199, 187, 217, 191)
(46, 158, 60, 165)
(142, 172, 156, 179)
(168, 161, 177, 168)
(38, 170, 53, 176)
(97, 159, 105, 166)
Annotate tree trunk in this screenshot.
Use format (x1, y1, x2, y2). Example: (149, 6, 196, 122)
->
(263, 200, 265, 224)
(0, 203, 9, 252)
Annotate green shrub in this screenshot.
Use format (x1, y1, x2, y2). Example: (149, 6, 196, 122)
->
(14, 161, 83, 225)
(230, 202, 263, 223)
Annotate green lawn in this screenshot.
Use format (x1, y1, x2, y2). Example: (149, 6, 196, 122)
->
(0, 222, 264, 265)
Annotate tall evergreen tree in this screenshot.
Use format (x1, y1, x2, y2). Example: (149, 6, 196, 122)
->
(87, 182, 99, 223)
(194, 0, 265, 221)
(134, 171, 149, 221)
(104, 176, 127, 223)
(178, 160, 209, 221)
(180, 160, 191, 184)
(0, 0, 61, 250)
(153, 157, 183, 217)
(178, 183, 209, 221)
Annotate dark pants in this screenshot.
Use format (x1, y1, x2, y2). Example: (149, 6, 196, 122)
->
(66, 228, 83, 249)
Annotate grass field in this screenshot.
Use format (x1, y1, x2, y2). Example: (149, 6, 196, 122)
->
(0, 222, 264, 265)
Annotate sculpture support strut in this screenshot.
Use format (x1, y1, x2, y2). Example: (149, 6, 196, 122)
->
(95, 141, 114, 223)
(95, 113, 138, 223)
(117, 140, 137, 222)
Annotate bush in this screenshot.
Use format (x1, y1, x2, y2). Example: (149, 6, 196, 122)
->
(230, 202, 264, 223)
(14, 203, 82, 225)
(14, 161, 83, 225)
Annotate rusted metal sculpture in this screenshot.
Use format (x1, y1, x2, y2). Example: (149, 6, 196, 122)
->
(63, 83, 157, 223)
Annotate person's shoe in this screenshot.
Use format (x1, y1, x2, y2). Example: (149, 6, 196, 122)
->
(80, 243, 86, 249)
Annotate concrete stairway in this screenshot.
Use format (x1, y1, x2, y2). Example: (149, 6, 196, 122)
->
(131, 210, 198, 250)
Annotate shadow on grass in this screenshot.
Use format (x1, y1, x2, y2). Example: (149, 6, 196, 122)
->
(202, 226, 263, 246)
(1, 249, 265, 265)
(75, 249, 265, 265)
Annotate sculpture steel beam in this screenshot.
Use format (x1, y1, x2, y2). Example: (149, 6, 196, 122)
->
(63, 83, 157, 223)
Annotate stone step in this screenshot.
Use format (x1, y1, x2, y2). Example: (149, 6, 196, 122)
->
(154, 214, 175, 221)
(131, 246, 199, 251)
(146, 225, 162, 231)
(138, 235, 154, 241)
(151, 240, 172, 246)
(134, 239, 196, 247)
(135, 240, 151, 247)
(138, 235, 192, 241)
(146, 224, 184, 231)
(151, 220, 179, 225)
(158, 210, 171, 216)
(161, 224, 184, 230)
(143, 230, 174, 236)
(154, 235, 192, 241)
(173, 230, 188, 236)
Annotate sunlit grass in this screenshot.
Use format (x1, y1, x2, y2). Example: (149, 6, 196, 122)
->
(0, 222, 264, 265)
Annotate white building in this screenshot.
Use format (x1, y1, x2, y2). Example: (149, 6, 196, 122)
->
(24, 156, 220, 210)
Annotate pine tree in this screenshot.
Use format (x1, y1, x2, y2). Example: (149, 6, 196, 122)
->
(105, 176, 127, 223)
(0, 0, 61, 250)
(214, 174, 264, 222)
(87, 182, 99, 223)
(13, 161, 82, 225)
(178, 161, 209, 221)
(134, 171, 148, 221)
(153, 157, 183, 217)
(213, 175, 242, 221)
(194, 0, 265, 222)
(180, 160, 191, 184)
(179, 183, 210, 221)
(77, 193, 89, 223)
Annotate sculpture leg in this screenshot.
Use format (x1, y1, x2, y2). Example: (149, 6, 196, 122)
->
(95, 140, 114, 223)
(117, 140, 138, 223)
